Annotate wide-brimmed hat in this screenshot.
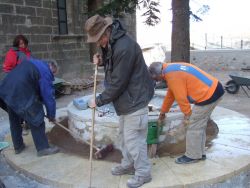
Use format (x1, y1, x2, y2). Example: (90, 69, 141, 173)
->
(85, 15, 113, 43)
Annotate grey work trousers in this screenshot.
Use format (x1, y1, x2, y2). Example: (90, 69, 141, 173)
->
(185, 97, 222, 159)
(119, 107, 151, 177)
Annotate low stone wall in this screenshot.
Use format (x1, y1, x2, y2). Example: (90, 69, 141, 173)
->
(165, 49, 250, 71)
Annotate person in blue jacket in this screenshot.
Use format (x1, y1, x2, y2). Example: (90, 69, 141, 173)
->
(0, 58, 59, 156)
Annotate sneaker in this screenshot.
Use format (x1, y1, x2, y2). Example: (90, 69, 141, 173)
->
(37, 146, 60, 157)
(111, 165, 135, 176)
(127, 175, 152, 188)
(175, 155, 198, 164)
(15, 144, 25, 154)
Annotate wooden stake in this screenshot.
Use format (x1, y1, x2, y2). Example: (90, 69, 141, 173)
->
(88, 64, 98, 188)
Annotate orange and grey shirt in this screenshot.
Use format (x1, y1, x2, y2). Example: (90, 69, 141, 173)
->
(161, 62, 220, 116)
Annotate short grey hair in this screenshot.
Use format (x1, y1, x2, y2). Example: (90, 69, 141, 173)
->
(148, 62, 163, 77)
(44, 59, 59, 74)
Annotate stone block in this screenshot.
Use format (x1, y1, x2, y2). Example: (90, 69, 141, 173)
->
(33, 26, 52, 34)
(27, 16, 43, 25)
(17, 25, 32, 34)
(0, 35, 7, 44)
(52, 9, 57, 18)
(42, 0, 52, 8)
(30, 35, 51, 43)
(52, 26, 59, 35)
(0, 4, 14, 13)
(25, 0, 42, 7)
(2, 25, 18, 34)
(16, 6, 36, 16)
(51, 0, 57, 9)
(36, 8, 52, 17)
(47, 43, 60, 51)
(0, 0, 24, 5)
(29, 43, 48, 52)
(2, 15, 26, 25)
(44, 18, 57, 26)
(62, 43, 77, 50)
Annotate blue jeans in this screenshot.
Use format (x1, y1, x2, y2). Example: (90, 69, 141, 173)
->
(8, 107, 49, 151)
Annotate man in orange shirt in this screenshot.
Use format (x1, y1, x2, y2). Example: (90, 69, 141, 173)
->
(148, 62, 224, 164)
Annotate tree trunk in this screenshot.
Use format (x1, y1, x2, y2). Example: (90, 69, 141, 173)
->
(171, 0, 190, 63)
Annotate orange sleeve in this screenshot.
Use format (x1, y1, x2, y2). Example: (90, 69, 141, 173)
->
(161, 89, 175, 113)
(167, 78, 192, 116)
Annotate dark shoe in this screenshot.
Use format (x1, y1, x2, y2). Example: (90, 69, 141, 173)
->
(37, 146, 60, 157)
(15, 144, 25, 154)
(111, 165, 135, 176)
(175, 155, 199, 164)
(127, 175, 152, 188)
(0, 179, 6, 188)
(201, 155, 206, 160)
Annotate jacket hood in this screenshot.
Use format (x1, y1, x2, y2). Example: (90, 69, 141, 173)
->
(109, 20, 126, 44)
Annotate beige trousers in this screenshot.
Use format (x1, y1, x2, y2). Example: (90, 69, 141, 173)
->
(119, 107, 151, 177)
(185, 97, 222, 159)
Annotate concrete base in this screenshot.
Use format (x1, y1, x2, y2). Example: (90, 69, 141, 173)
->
(3, 107, 250, 188)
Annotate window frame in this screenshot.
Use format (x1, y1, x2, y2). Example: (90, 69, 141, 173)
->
(57, 0, 68, 35)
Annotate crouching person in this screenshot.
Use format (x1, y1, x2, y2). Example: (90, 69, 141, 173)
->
(0, 58, 59, 156)
(148, 61, 224, 164)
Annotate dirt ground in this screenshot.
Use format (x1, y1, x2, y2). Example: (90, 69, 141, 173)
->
(47, 117, 122, 163)
(0, 70, 249, 187)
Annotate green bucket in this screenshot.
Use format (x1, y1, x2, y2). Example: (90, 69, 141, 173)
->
(147, 121, 162, 144)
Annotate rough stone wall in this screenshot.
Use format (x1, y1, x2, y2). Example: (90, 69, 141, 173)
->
(0, 0, 90, 79)
(120, 13, 136, 41)
(0, 1, 137, 80)
(165, 50, 250, 71)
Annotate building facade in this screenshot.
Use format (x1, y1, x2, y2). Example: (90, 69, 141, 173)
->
(0, 0, 136, 79)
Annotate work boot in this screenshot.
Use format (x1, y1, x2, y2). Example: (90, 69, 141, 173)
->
(127, 175, 152, 188)
(37, 146, 60, 157)
(111, 165, 135, 176)
(15, 143, 25, 154)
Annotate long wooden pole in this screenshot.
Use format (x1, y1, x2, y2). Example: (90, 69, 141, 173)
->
(88, 64, 98, 188)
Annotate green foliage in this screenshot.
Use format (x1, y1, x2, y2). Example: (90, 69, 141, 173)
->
(140, 0, 160, 25)
(88, 0, 160, 26)
(190, 4, 210, 22)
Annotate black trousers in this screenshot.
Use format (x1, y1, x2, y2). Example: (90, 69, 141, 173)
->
(8, 107, 49, 151)
(0, 98, 7, 112)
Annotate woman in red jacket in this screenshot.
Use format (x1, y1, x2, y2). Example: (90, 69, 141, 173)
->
(3, 35, 31, 73)
(2, 35, 31, 136)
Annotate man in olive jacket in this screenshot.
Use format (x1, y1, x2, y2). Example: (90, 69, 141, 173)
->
(85, 15, 154, 188)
